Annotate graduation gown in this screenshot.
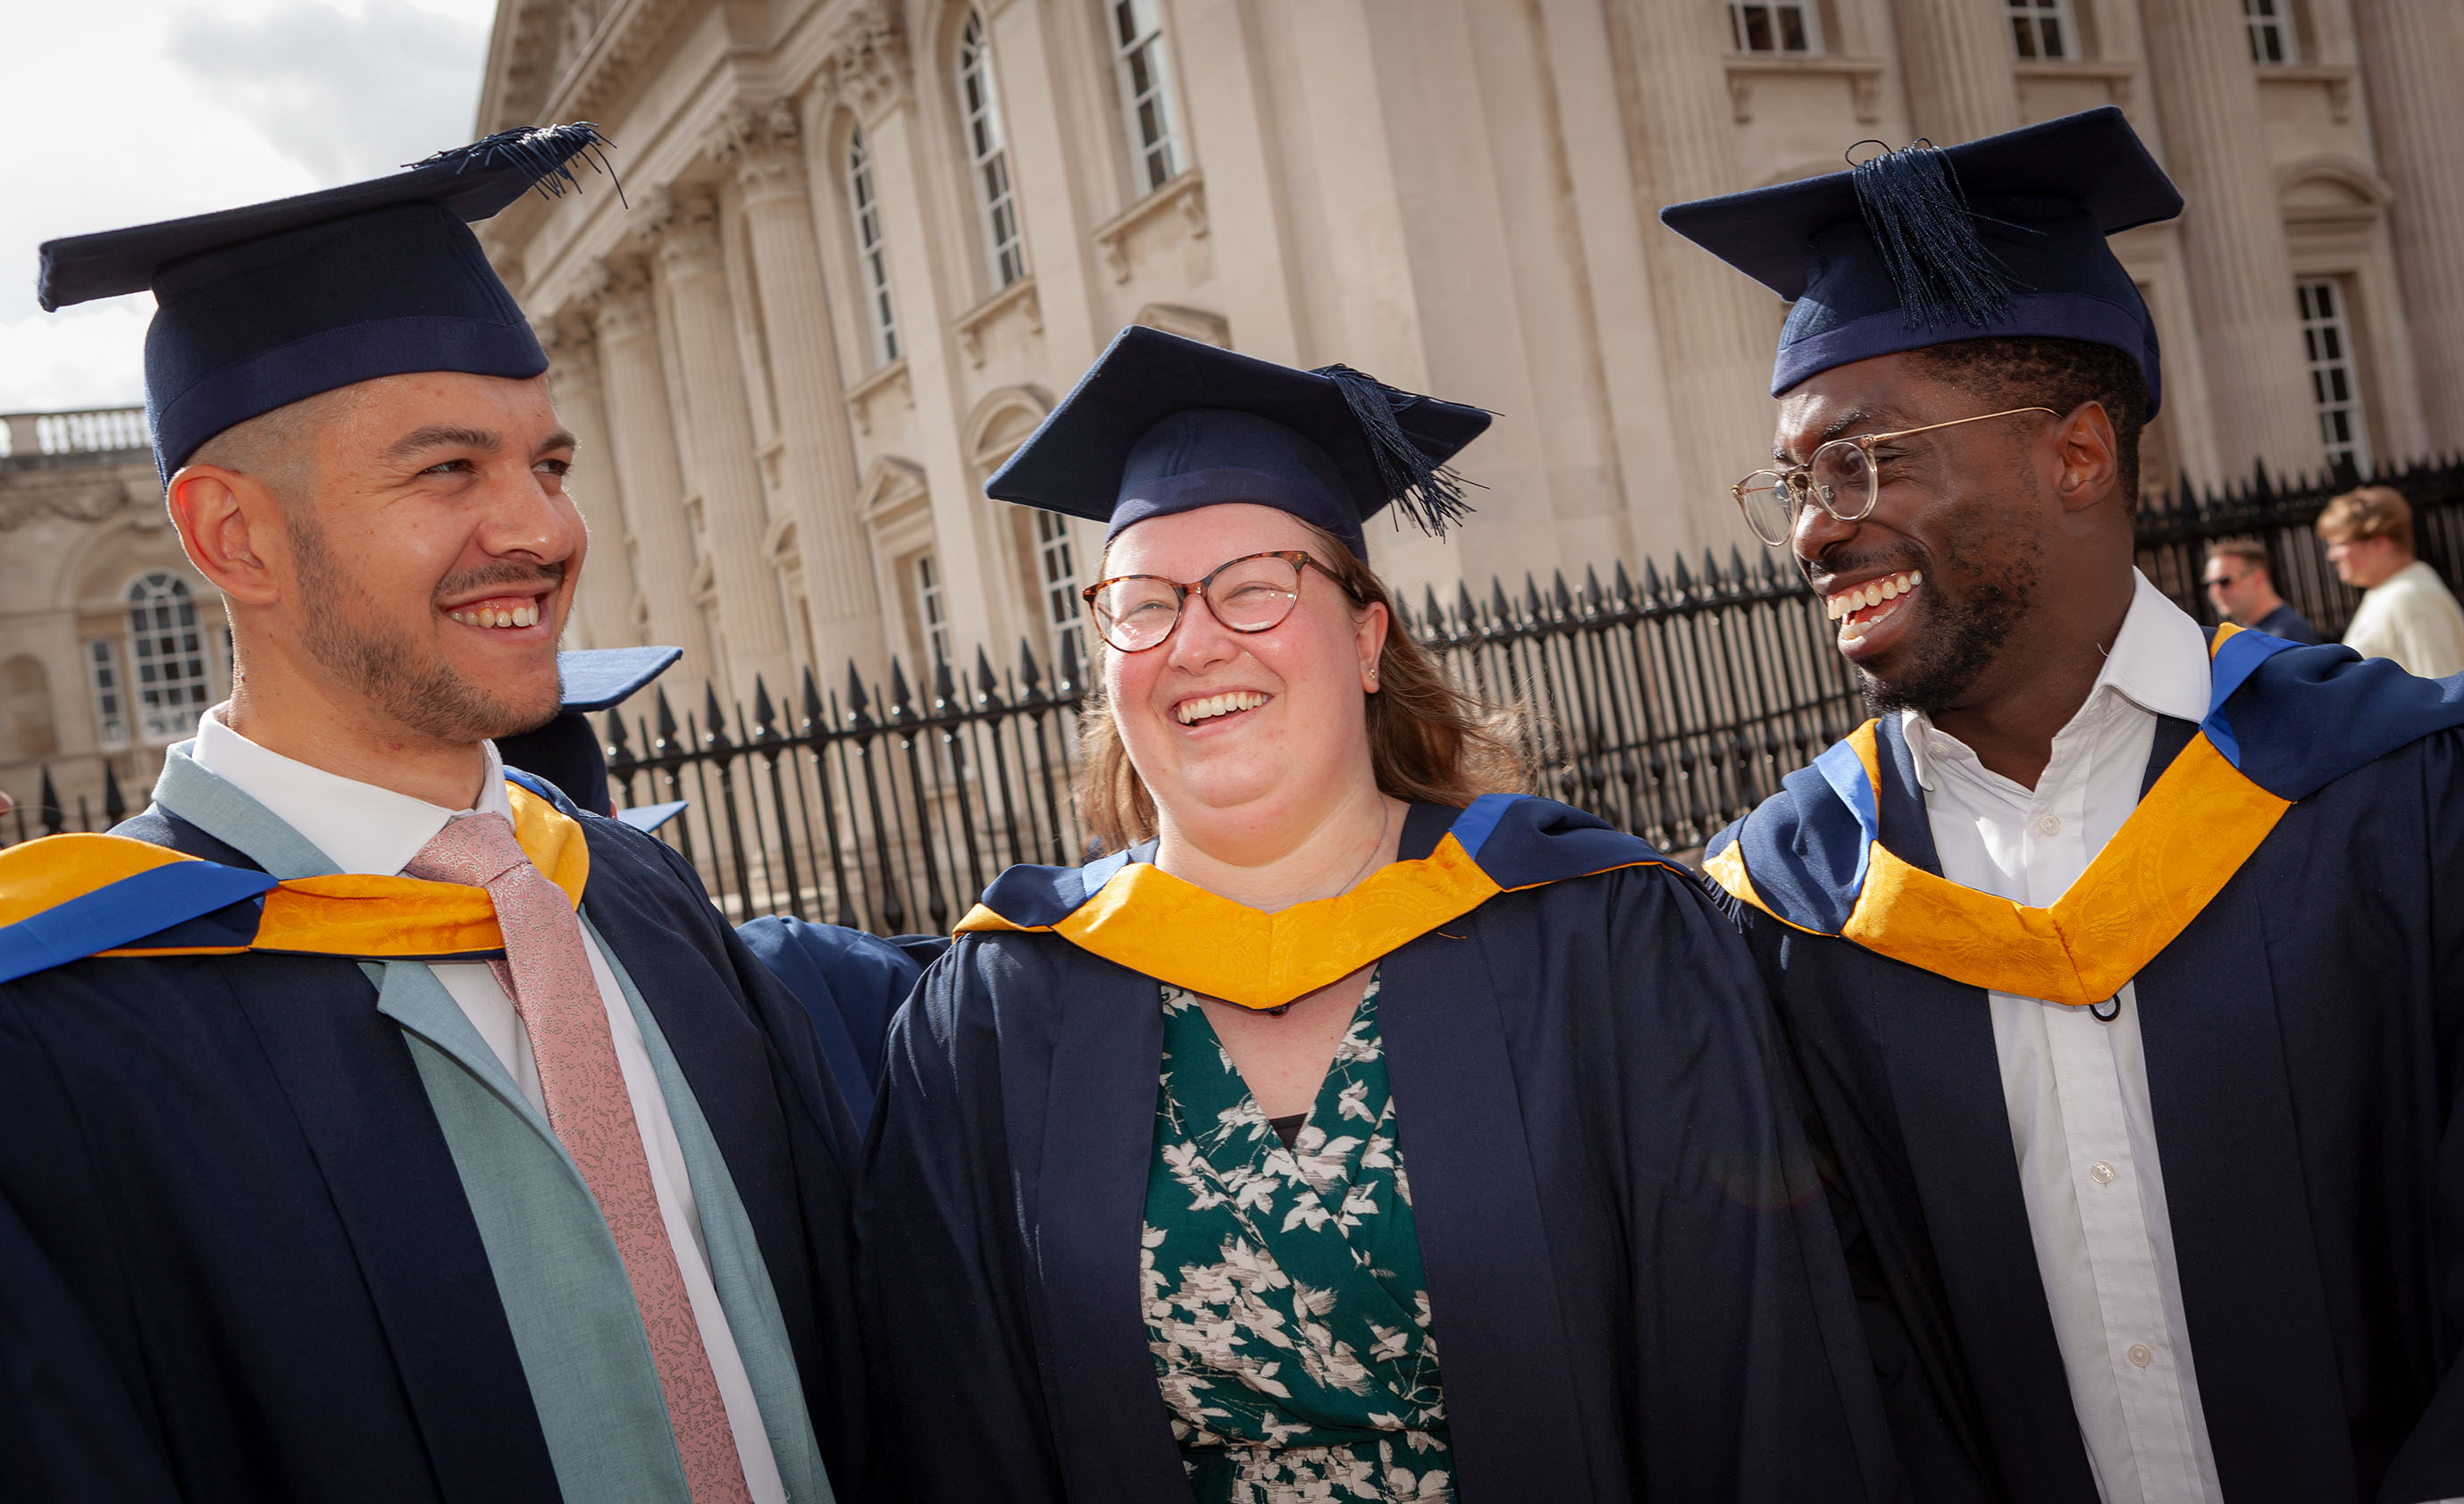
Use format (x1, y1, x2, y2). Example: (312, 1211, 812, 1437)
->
(860, 794, 1907, 1503)
(1703, 630, 2464, 1503)
(0, 778, 879, 1504)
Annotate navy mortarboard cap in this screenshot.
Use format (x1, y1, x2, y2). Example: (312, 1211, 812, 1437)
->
(1659, 106, 2182, 414)
(37, 124, 616, 480)
(496, 645, 681, 818)
(556, 644, 683, 712)
(985, 325, 1492, 559)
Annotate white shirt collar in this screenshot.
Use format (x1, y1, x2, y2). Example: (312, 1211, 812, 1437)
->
(1904, 568, 2210, 792)
(189, 705, 511, 877)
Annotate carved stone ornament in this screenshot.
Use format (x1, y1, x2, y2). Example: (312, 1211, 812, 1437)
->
(712, 97, 808, 204)
(539, 311, 602, 388)
(821, 0, 911, 121)
(585, 255, 661, 342)
(0, 472, 145, 531)
(638, 184, 725, 274)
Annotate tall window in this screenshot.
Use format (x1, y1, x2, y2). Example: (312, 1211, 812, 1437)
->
(1033, 510, 1086, 672)
(2007, 0, 2072, 58)
(1111, 0, 1184, 192)
(2242, 0, 2297, 62)
(85, 639, 128, 751)
(914, 552, 952, 668)
(126, 571, 211, 743)
(2298, 279, 2371, 475)
(957, 10, 1027, 289)
(1731, 1, 1823, 54)
(847, 124, 901, 365)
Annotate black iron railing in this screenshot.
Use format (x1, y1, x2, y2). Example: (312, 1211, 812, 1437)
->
(10, 455, 2464, 907)
(589, 453, 2464, 931)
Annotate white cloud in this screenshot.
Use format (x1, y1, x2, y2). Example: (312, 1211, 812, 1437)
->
(0, 0, 499, 415)
(169, 0, 499, 184)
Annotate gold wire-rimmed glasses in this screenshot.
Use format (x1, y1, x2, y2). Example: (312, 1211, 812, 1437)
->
(1731, 406, 2058, 546)
(1078, 550, 1347, 652)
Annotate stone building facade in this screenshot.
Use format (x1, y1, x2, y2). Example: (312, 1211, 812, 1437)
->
(5, 0, 2462, 825)
(0, 409, 228, 831)
(471, 0, 2464, 705)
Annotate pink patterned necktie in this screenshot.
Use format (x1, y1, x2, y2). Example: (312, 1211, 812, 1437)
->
(406, 812, 750, 1504)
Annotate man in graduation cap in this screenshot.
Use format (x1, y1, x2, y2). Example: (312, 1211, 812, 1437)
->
(1667, 105, 2464, 1503)
(0, 129, 877, 1504)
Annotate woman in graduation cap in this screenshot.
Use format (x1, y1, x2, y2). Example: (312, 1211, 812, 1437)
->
(859, 327, 1905, 1503)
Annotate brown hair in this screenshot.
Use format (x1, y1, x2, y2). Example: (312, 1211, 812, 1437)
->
(2207, 538, 2270, 577)
(2316, 485, 2414, 553)
(1076, 518, 1527, 852)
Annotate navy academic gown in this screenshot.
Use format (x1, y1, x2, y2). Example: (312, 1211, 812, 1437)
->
(0, 802, 880, 1504)
(860, 799, 1908, 1504)
(1710, 645, 2464, 1504)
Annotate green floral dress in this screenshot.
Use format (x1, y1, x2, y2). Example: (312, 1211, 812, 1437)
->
(1142, 970, 1455, 1503)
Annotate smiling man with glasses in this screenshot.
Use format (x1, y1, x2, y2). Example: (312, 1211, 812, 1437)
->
(1669, 106, 2464, 1504)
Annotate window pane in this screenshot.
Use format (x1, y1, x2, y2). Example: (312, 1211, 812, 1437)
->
(2296, 277, 2370, 474)
(1113, 0, 1185, 190)
(958, 10, 1026, 289)
(124, 572, 210, 743)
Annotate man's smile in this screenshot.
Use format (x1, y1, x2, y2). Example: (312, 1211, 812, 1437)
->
(442, 590, 552, 630)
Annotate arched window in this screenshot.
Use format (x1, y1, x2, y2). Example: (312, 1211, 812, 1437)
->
(1110, 0, 1184, 191)
(847, 124, 901, 365)
(126, 571, 211, 743)
(957, 9, 1027, 289)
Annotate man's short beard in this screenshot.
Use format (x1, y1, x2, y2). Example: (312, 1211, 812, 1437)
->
(1856, 531, 2041, 718)
(287, 510, 559, 744)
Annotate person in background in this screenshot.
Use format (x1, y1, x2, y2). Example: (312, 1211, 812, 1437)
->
(859, 326, 1904, 1504)
(0, 130, 876, 1504)
(1671, 105, 2464, 1503)
(2317, 485, 2464, 677)
(2201, 540, 2320, 643)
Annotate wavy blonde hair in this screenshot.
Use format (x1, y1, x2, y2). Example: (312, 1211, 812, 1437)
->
(1075, 518, 1527, 852)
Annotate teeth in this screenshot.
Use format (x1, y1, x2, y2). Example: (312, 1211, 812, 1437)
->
(449, 603, 539, 628)
(1176, 691, 1268, 726)
(1824, 570, 1923, 622)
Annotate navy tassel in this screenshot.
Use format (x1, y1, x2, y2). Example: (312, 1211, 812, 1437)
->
(1848, 139, 2015, 332)
(410, 122, 624, 206)
(1313, 364, 1485, 538)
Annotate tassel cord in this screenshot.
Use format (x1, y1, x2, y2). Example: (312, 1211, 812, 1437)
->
(1312, 364, 1487, 539)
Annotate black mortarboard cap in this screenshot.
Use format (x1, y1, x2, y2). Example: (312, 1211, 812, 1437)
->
(1659, 106, 2182, 413)
(496, 645, 681, 818)
(985, 325, 1492, 559)
(37, 124, 616, 480)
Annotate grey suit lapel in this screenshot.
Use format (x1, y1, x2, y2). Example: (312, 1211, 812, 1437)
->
(151, 744, 339, 879)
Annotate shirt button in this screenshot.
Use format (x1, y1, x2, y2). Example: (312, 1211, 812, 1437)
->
(2128, 1344, 2154, 1369)
(2090, 1161, 2116, 1185)
(2038, 814, 2062, 836)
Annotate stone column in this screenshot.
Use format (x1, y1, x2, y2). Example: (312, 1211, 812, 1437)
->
(584, 256, 709, 684)
(641, 183, 793, 701)
(712, 97, 888, 682)
(2352, 0, 2464, 441)
(1619, 0, 1791, 550)
(820, 3, 1026, 656)
(2141, 0, 2321, 474)
(1890, 0, 2023, 144)
(539, 315, 639, 651)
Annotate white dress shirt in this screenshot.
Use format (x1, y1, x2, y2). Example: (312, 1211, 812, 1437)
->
(1903, 572, 2223, 1504)
(190, 708, 788, 1504)
(2343, 559, 2464, 679)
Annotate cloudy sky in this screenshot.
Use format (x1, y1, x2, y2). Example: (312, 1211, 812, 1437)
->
(1, 0, 501, 415)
